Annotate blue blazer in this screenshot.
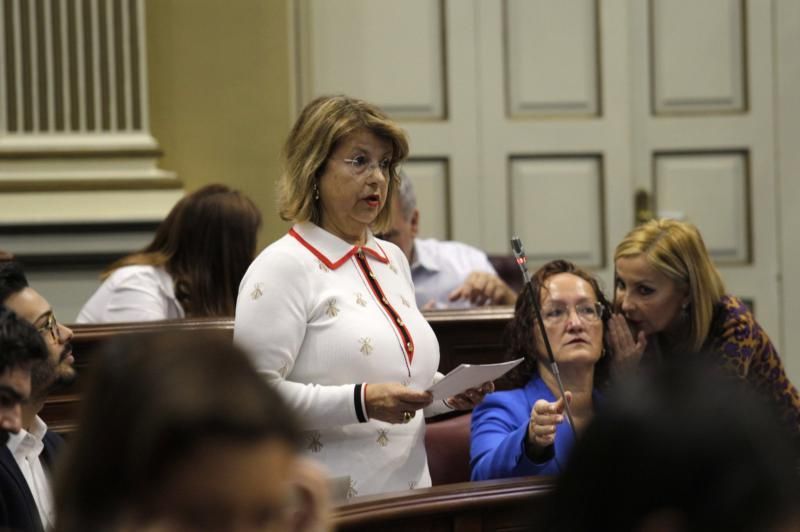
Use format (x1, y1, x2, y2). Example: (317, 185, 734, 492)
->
(470, 376, 599, 480)
(0, 430, 63, 532)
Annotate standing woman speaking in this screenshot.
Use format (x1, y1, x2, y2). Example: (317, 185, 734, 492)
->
(234, 95, 489, 498)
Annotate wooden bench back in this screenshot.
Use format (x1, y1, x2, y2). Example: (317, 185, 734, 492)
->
(44, 307, 515, 434)
(334, 476, 555, 532)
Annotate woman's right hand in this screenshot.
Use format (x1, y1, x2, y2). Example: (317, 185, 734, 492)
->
(607, 313, 647, 377)
(365, 383, 433, 424)
(527, 392, 570, 456)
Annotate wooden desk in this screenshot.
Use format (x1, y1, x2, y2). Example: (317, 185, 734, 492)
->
(334, 476, 555, 532)
(44, 308, 514, 435)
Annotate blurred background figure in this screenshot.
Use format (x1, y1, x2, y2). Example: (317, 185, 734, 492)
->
(77, 184, 261, 323)
(54, 331, 330, 532)
(546, 357, 800, 532)
(0, 307, 45, 443)
(470, 260, 611, 480)
(1, 261, 76, 531)
(378, 172, 516, 309)
(0, 307, 51, 532)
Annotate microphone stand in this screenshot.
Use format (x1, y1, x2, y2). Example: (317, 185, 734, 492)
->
(511, 237, 578, 441)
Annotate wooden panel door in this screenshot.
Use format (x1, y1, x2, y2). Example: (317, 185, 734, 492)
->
(293, 0, 482, 243)
(629, 0, 782, 342)
(474, 0, 635, 292)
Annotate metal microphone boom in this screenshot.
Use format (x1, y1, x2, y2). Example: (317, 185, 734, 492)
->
(510, 236, 578, 440)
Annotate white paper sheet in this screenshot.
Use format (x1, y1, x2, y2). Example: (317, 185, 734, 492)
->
(427, 358, 525, 400)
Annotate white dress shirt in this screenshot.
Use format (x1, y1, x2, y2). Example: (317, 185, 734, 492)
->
(410, 238, 498, 309)
(76, 264, 185, 323)
(6, 416, 55, 530)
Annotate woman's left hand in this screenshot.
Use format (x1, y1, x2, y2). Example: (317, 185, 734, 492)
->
(446, 381, 495, 410)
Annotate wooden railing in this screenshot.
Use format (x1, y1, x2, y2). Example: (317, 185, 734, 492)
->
(44, 307, 515, 434)
(334, 476, 555, 532)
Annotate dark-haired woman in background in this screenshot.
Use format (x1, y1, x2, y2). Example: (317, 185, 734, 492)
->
(77, 184, 261, 323)
(470, 260, 611, 480)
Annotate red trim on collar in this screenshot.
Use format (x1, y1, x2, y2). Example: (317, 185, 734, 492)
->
(289, 228, 353, 269)
(288, 228, 389, 269)
(364, 241, 390, 264)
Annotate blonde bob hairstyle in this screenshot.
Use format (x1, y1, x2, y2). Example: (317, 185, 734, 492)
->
(614, 218, 725, 352)
(277, 95, 409, 233)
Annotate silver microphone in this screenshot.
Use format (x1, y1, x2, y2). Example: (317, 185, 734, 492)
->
(510, 236, 578, 440)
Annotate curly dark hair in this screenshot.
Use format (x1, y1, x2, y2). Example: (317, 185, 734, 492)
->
(500, 259, 612, 389)
(0, 306, 48, 374)
(0, 261, 28, 305)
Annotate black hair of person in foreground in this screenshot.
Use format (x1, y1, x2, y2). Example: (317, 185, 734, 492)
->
(54, 331, 330, 532)
(545, 355, 800, 532)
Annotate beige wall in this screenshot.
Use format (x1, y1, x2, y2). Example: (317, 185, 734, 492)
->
(146, 0, 292, 249)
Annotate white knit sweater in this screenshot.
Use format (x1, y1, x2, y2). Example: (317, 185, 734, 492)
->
(234, 222, 447, 497)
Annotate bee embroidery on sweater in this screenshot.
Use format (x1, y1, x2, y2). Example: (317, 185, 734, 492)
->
(325, 299, 339, 317)
(347, 480, 358, 499)
(307, 431, 323, 453)
(359, 337, 373, 355)
(377, 429, 389, 447)
(250, 283, 264, 300)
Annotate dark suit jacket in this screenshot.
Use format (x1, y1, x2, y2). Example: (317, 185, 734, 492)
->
(0, 430, 63, 532)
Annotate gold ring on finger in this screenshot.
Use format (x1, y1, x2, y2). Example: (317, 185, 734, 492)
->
(403, 411, 413, 423)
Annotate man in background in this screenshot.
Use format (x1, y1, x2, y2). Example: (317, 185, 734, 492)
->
(380, 173, 517, 309)
(0, 306, 51, 531)
(0, 308, 46, 444)
(0, 261, 76, 531)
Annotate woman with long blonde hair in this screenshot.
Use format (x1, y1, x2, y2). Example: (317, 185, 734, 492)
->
(609, 218, 800, 432)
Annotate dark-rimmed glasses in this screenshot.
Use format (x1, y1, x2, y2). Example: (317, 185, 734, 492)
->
(36, 313, 61, 343)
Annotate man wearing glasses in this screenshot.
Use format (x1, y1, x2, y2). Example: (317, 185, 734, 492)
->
(0, 261, 76, 531)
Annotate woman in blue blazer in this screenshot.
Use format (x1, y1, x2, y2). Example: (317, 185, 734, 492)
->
(470, 260, 612, 480)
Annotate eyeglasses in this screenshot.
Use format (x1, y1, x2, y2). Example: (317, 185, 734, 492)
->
(36, 313, 61, 343)
(541, 302, 604, 326)
(342, 155, 391, 177)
